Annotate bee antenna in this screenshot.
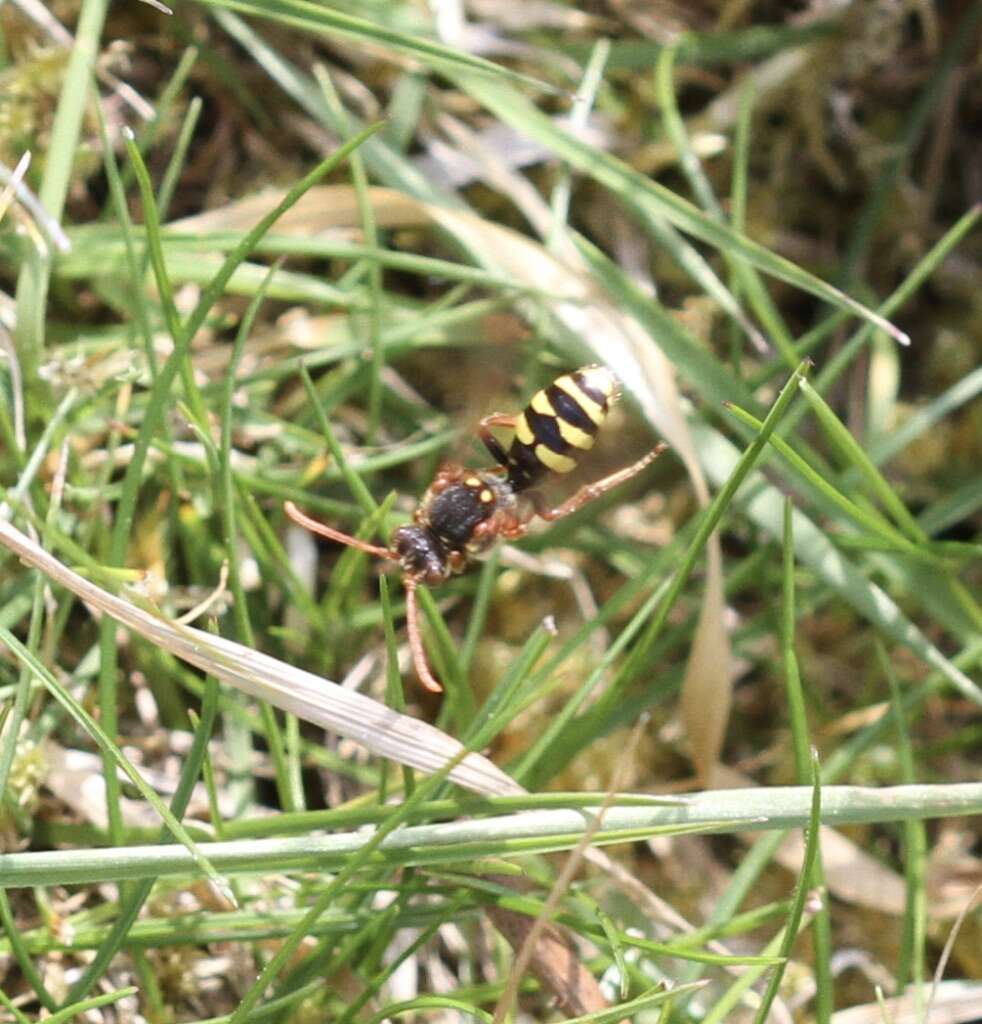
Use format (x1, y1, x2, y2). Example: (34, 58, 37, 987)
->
(284, 501, 397, 561)
(403, 578, 443, 693)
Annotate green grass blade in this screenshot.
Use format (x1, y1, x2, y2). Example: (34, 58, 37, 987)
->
(300, 365, 381, 519)
(724, 401, 927, 560)
(0, 891, 56, 1011)
(14, 0, 111, 382)
(798, 379, 926, 541)
(753, 749, 823, 1024)
(43, 987, 137, 1024)
(65, 678, 223, 1004)
(623, 359, 811, 681)
(0, 781, 979, 886)
(199, 0, 551, 89)
(0, 628, 232, 903)
(688, 419, 982, 704)
(656, 43, 790, 359)
(450, 71, 910, 345)
(880, 643, 927, 1000)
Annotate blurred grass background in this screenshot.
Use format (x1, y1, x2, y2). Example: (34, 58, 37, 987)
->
(0, 1, 980, 1021)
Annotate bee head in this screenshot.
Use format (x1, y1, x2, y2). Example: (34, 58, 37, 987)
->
(391, 525, 448, 585)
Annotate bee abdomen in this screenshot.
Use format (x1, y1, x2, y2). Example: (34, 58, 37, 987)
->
(506, 366, 618, 490)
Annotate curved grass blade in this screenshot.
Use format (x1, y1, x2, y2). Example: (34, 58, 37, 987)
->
(199, 0, 551, 91)
(688, 422, 982, 705)
(451, 69, 910, 346)
(0, 519, 522, 798)
(0, 629, 232, 904)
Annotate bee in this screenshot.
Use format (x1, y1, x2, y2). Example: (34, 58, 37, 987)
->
(285, 365, 667, 693)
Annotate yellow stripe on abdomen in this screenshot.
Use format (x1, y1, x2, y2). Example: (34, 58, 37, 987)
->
(504, 365, 620, 489)
(553, 366, 617, 427)
(514, 413, 535, 445)
(556, 418, 596, 450)
(530, 390, 555, 415)
(554, 377, 604, 424)
(535, 444, 576, 473)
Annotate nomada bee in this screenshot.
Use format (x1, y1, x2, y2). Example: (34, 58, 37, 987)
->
(286, 365, 667, 693)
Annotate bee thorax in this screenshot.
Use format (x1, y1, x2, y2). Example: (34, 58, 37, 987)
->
(424, 481, 497, 549)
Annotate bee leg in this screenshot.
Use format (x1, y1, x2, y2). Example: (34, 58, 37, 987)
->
(284, 501, 397, 559)
(469, 508, 530, 547)
(403, 578, 443, 693)
(478, 414, 517, 465)
(532, 443, 668, 522)
(428, 462, 468, 495)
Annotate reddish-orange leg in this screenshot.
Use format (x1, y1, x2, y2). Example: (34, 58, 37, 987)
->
(402, 578, 443, 693)
(284, 501, 396, 560)
(531, 443, 669, 521)
(283, 501, 443, 694)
